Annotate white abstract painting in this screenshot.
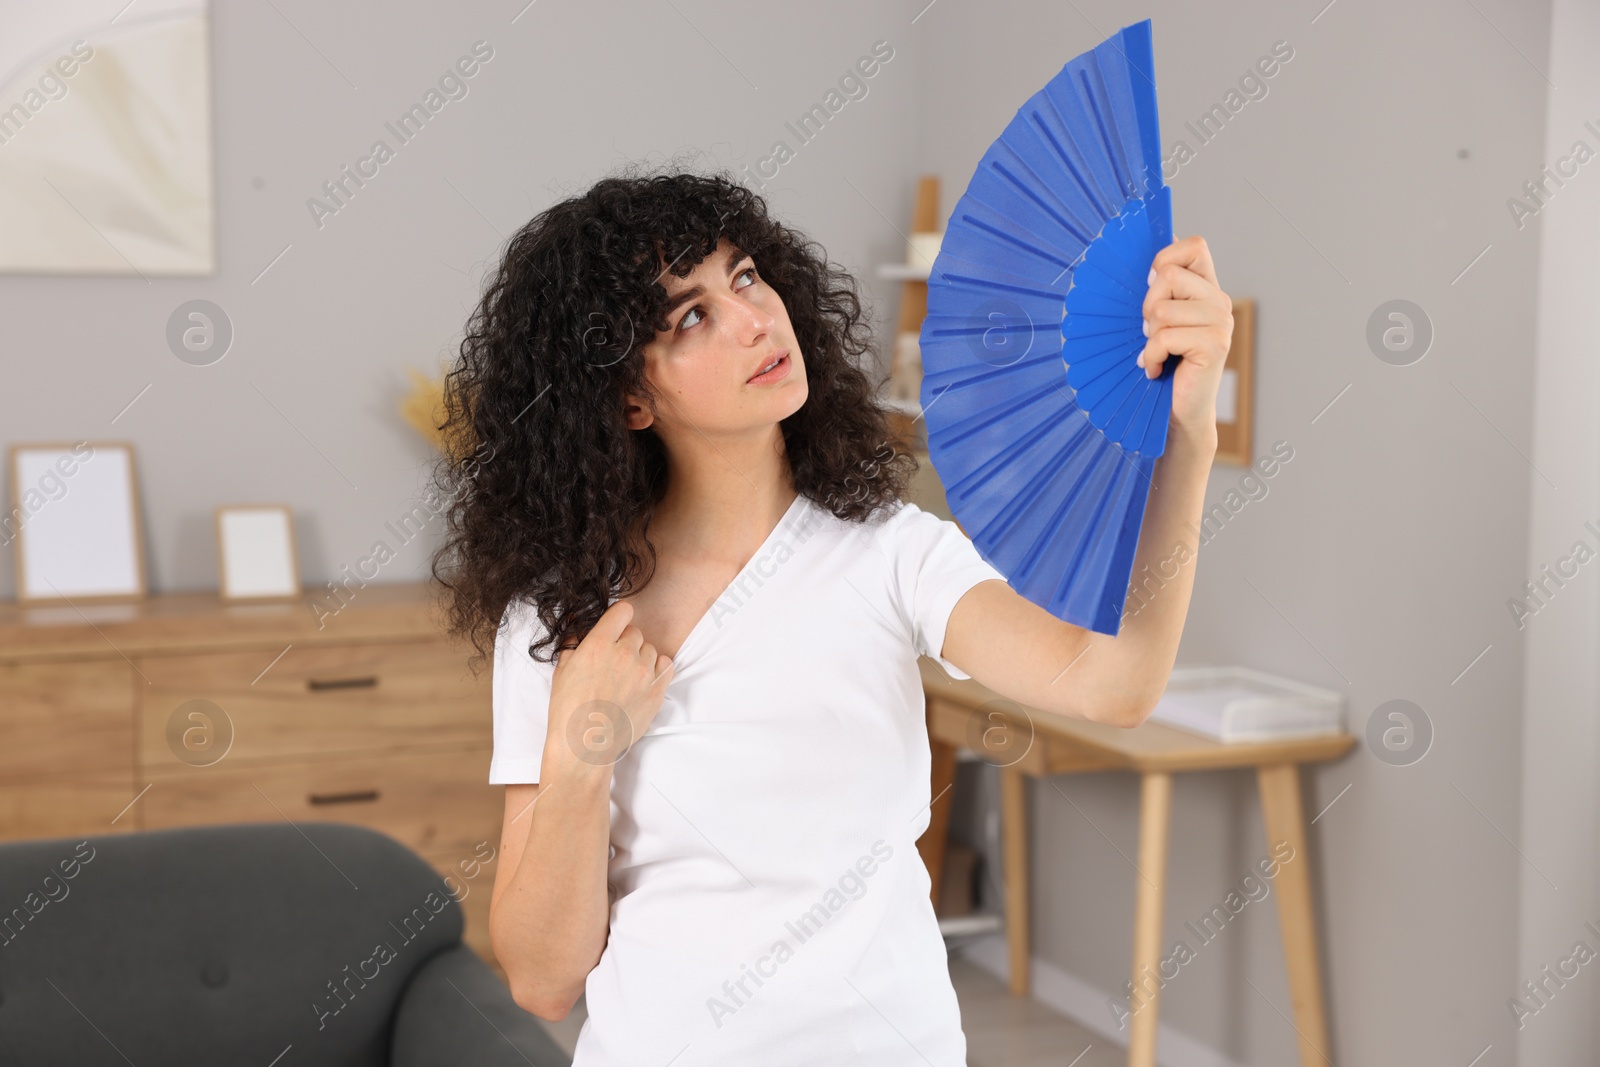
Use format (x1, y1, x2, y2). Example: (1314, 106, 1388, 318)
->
(0, 0, 215, 275)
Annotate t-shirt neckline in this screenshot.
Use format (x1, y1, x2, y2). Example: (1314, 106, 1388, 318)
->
(667, 491, 812, 669)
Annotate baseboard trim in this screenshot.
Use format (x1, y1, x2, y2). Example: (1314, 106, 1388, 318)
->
(955, 937, 1247, 1067)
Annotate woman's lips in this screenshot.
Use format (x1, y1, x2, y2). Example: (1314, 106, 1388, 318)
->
(747, 351, 791, 384)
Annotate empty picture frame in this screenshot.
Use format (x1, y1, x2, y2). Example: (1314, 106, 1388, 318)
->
(8, 441, 147, 605)
(215, 505, 301, 603)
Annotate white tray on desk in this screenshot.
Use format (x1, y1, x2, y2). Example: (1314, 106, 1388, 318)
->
(1148, 666, 1345, 743)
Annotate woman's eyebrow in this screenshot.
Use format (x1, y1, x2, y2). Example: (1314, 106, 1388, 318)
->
(662, 245, 749, 317)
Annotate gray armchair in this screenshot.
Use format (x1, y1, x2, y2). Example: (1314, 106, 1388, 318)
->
(0, 821, 571, 1066)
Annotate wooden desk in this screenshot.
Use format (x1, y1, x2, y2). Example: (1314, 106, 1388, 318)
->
(919, 659, 1354, 1067)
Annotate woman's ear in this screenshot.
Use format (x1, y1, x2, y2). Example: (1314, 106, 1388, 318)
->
(623, 392, 654, 431)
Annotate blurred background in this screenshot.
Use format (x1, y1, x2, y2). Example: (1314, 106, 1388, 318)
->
(1, 1, 1595, 1065)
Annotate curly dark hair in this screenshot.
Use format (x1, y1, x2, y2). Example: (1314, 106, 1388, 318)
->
(428, 164, 918, 671)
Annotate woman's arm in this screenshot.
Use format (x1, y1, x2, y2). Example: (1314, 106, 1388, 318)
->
(487, 601, 674, 1019)
(489, 768, 614, 1020)
(940, 236, 1232, 728)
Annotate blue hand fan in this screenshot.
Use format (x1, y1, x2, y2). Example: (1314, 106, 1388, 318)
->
(919, 19, 1174, 636)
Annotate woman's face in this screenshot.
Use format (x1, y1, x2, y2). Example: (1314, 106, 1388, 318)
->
(626, 237, 808, 442)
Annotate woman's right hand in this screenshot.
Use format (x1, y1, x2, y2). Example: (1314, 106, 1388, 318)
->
(542, 600, 674, 779)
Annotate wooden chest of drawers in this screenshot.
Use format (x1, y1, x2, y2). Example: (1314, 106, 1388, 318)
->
(0, 582, 506, 971)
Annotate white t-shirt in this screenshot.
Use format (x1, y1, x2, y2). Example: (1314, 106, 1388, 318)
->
(489, 494, 1006, 1066)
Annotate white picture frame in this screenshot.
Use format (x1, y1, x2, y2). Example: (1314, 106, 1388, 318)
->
(215, 504, 300, 604)
(8, 441, 147, 605)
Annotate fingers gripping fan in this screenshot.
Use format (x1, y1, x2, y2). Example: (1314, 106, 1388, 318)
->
(919, 19, 1175, 636)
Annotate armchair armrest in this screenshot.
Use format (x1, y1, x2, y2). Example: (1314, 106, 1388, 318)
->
(390, 944, 572, 1067)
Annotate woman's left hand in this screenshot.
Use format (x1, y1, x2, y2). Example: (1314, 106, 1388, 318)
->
(1140, 235, 1234, 440)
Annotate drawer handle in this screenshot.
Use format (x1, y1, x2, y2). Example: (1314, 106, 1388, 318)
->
(308, 788, 381, 806)
(307, 676, 378, 691)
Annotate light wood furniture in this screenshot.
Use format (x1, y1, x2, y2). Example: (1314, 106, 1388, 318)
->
(921, 659, 1353, 1067)
(880, 174, 942, 460)
(887, 176, 940, 407)
(1214, 297, 1256, 467)
(0, 581, 505, 972)
(913, 706, 962, 909)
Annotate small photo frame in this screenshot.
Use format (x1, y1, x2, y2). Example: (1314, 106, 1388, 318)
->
(8, 441, 147, 606)
(215, 505, 301, 604)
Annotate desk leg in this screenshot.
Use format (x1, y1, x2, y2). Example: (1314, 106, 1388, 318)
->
(1127, 771, 1172, 1067)
(1258, 762, 1333, 1067)
(999, 765, 1030, 996)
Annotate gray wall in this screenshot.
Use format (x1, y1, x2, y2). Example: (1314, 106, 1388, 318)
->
(1517, 0, 1600, 1062)
(0, 0, 921, 602)
(1, 0, 1585, 1064)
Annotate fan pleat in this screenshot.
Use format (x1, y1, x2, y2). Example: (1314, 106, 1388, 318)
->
(989, 158, 1099, 249)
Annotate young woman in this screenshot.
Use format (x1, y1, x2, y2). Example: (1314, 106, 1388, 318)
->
(431, 169, 1231, 1065)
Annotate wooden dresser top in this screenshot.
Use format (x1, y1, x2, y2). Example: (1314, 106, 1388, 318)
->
(0, 581, 460, 662)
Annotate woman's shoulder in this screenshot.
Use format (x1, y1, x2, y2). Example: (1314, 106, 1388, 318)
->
(859, 498, 942, 542)
(856, 499, 994, 583)
(496, 593, 556, 663)
(803, 492, 915, 529)
(785, 494, 898, 554)
(498, 591, 540, 631)
(802, 494, 969, 547)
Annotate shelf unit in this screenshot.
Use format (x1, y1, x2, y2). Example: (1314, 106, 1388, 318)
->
(882, 175, 943, 458)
